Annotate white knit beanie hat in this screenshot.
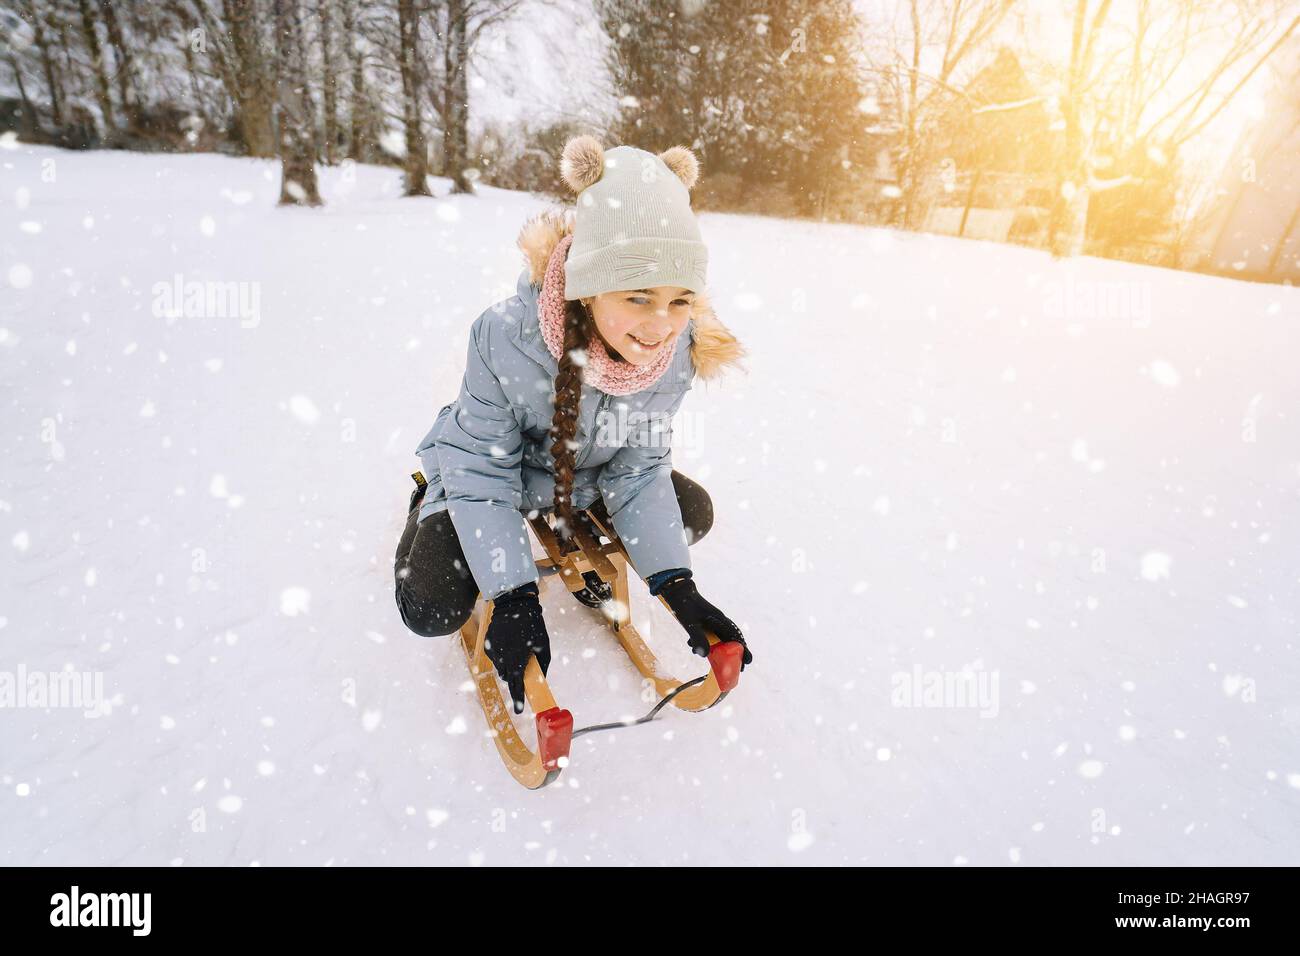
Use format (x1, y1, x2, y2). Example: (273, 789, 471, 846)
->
(559, 136, 708, 301)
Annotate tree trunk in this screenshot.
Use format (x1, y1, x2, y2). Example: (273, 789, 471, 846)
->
(444, 0, 473, 194)
(6, 53, 40, 138)
(318, 0, 338, 164)
(295, 0, 320, 161)
(228, 0, 277, 157)
(1048, 92, 1093, 257)
(24, 1, 65, 128)
(275, 0, 322, 206)
(398, 0, 432, 196)
(898, 0, 922, 228)
(99, 0, 139, 129)
(1049, 0, 1107, 258)
(1053, 185, 1090, 257)
(341, 0, 367, 161)
(348, 53, 369, 162)
(77, 0, 116, 133)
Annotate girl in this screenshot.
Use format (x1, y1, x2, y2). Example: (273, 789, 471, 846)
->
(395, 135, 753, 713)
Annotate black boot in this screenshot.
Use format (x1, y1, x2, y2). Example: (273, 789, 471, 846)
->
(561, 508, 613, 608)
(569, 569, 613, 608)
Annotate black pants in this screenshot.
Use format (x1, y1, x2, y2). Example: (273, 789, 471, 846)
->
(394, 470, 713, 637)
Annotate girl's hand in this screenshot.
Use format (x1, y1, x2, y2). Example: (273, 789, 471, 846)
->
(484, 582, 552, 713)
(657, 574, 752, 670)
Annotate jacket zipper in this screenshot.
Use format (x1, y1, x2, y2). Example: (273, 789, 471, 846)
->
(575, 391, 611, 471)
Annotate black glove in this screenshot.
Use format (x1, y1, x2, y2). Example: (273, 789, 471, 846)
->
(657, 573, 752, 670)
(484, 581, 551, 714)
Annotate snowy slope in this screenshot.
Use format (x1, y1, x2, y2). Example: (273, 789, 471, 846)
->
(2, 142, 1298, 866)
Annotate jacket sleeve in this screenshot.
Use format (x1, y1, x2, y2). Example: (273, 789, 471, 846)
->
(597, 386, 692, 583)
(434, 312, 537, 601)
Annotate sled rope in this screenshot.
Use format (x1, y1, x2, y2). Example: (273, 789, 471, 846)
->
(570, 675, 710, 740)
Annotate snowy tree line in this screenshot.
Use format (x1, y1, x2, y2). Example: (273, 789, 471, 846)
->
(1, 0, 1297, 263)
(0, 0, 532, 204)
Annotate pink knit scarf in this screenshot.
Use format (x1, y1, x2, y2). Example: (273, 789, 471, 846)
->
(538, 233, 678, 396)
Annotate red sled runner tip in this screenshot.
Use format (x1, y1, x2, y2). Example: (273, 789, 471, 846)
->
(535, 707, 573, 771)
(708, 642, 744, 693)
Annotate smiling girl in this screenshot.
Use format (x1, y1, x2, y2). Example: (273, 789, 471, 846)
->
(394, 135, 752, 712)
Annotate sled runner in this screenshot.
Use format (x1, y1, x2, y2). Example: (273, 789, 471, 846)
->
(454, 501, 744, 790)
(458, 600, 573, 790)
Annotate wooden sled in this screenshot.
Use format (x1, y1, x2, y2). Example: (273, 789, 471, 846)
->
(458, 506, 744, 790)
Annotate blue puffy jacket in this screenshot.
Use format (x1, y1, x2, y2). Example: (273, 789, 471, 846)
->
(413, 208, 745, 600)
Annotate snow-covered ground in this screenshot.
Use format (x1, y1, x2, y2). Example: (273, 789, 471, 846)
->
(2, 142, 1298, 866)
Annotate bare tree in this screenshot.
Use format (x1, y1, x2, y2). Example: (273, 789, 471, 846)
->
(397, 0, 432, 195)
(98, 0, 139, 127)
(340, 0, 380, 162)
(226, 0, 278, 156)
(275, 0, 322, 205)
(439, 0, 470, 193)
(1044, 0, 1112, 256)
(76, 0, 116, 131)
(343, 0, 368, 160)
(2, 30, 38, 138)
(317, 0, 339, 163)
(425, 0, 527, 195)
(865, 0, 1019, 227)
(1040, 0, 1300, 256)
(16, 0, 66, 128)
(189, 0, 246, 131)
(1117, 1, 1300, 150)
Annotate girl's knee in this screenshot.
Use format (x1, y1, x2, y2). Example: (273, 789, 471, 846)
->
(398, 594, 473, 637)
(395, 573, 475, 637)
(671, 471, 713, 545)
(684, 497, 713, 545)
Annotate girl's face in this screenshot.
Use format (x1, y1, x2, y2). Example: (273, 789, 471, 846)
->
(581, 286, 694, 365)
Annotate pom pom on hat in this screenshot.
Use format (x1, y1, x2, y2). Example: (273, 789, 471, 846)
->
(658, 145, 699, 190)
(560, 134, 606, 194)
